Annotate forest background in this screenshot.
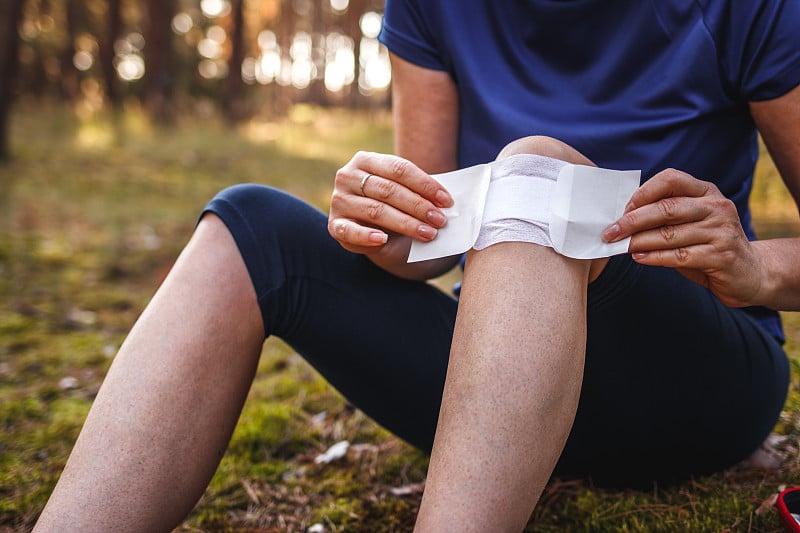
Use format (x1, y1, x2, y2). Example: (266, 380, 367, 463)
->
(2, 1, 800, 532)
(0, 0, 389, 160)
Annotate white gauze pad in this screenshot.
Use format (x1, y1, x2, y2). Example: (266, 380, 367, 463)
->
(407, 154, 640, 262)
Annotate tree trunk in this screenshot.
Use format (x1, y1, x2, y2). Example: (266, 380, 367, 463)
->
(59, 0, 81, 100)
(144, 0, 176, 124)
(223, 0, 247, 123)
(347, 0, 366, 107)
(0, 0, 26, 161)
(307, 0, 327, 105)
(274, 0, 296, 114)
(100, 0, 123, 109)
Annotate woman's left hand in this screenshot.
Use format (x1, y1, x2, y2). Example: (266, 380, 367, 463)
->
(602, 168, 767, 308)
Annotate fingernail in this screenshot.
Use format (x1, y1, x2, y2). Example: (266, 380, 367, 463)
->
(602, 224, 620, 242)
(632, 252, 648, 260)
(417, 225, 438, 240)
(435, 189, 453, 207)
(368, 231, 388, 244)
(427, 210, 446, 227)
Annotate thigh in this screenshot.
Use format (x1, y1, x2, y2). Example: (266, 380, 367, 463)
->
(204, 184, 457, 450)
(557, 255, 790, 485)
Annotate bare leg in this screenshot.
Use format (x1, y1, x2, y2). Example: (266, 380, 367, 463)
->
(34, 214, 264, 532)
(414, 137, 601, 532)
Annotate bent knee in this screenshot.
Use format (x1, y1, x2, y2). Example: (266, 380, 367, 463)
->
(497, 135, 594, 167)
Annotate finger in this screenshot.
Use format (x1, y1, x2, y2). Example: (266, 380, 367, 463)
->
(330, 179, 442, 241)
(626, 220, 717, 253)
(625, 168, 714, 213)
(630, 243, 718, 270)
(604, 195, 710, 242)
(358, 172, 448, 229)
(328, 217, 388, 248)
(350, 193, 440, 241)
(352, 151, 454, 208)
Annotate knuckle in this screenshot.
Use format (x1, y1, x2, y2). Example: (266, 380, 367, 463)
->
(390, 157, 412, 180)
(718, 248, 737, 264)
(352, 150, 370, 163)
(620, 210, 638, 229)
(703, 181, 721, 196)
(659, 224, 678, 242)
(674, 247, 691, 264)
(328, 219, 345, 240)
(418, 179, 439, 199)
(716, 197, 738, 215)
(329, 191, 345, 211)
(365, 200, 385, 222)
(334, 168, 349, 187)
(373, 178, 398, 201)
(411, 196, 429, 217)
(661, 168, 684, 184)
(402, 217, 420, 236)
(658, 197, 680, 220)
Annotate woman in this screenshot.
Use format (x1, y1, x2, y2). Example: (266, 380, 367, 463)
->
(36, 1, 800, 531)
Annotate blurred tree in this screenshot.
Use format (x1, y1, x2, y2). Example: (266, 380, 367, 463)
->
(223, 0, 247, 123)
(144, 0, 176, 123)
(347, 0, 367, 107)
(0, 0, 26, 161)
(275, 0, 295, 113)
(308, 1, 328, 106)
(58, 0, 82, 100)
(99, 0, 123, 109)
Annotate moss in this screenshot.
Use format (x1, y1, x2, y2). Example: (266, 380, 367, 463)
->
(0, 396, 45, 428)
(311, 497, 365, 530)
(380, 448, 429, 485)
(0, 312, 35, 336)
(228, 402, 310, 461)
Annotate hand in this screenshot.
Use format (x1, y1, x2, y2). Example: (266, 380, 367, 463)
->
(328, 151, 453, 257)
(602, 168, 767, 307)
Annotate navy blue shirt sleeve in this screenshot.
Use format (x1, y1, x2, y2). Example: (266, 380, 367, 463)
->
(698, 0, 800, 101)
(379, 0, 449, 72)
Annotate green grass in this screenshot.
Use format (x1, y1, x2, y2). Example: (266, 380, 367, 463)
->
(1, 102, 799, 532)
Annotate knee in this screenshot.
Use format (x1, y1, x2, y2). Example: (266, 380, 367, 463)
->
(205, 183, 327, 249)
(209, 184, 313, 227)
(497, 135, 594, 167)
(211, 183, 285, 214)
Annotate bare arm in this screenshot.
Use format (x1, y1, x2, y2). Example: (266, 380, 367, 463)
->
(364, 54, 461, 279)
(328, 54, 461, 280)
(749, 83, 800, 310)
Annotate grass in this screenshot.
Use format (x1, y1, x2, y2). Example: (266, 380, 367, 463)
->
(1, 101, 800, 532)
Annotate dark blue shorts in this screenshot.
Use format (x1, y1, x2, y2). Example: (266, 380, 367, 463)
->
(203, 184, 789, 486)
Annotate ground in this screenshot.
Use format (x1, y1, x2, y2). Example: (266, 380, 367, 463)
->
(1, 102, 799, 532)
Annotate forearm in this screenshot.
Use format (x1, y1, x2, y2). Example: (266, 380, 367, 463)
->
(752, 238, 800, 310)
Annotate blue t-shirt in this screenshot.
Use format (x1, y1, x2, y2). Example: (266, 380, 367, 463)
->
(379, 0, 800, 341)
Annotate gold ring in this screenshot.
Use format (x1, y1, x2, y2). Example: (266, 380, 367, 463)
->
(359, 174, 373, 197)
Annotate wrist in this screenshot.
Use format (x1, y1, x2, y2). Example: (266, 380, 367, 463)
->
(749, 239, 800, 310)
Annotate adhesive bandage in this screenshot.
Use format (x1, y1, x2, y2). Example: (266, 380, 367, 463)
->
(407, 154, 640, 262)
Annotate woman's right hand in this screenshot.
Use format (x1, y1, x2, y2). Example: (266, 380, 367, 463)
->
(328, 151, 453, 258)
